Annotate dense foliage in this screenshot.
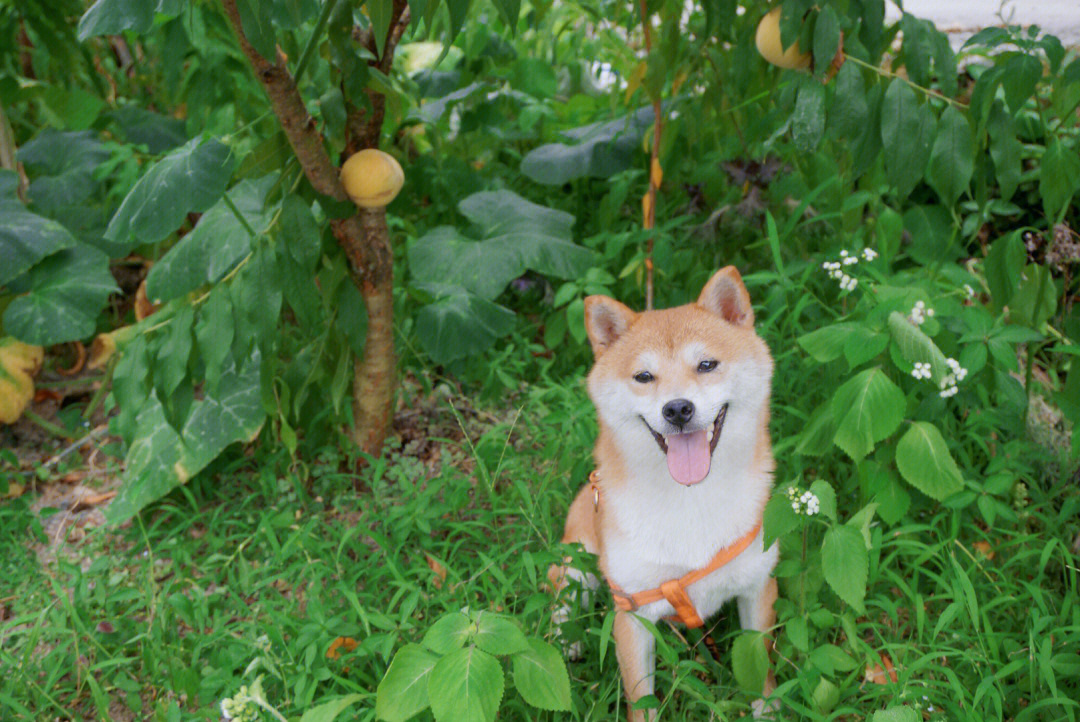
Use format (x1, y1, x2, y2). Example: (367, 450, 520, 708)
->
(1, 0, 1079, 719)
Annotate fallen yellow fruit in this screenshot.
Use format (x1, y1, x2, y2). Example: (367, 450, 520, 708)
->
(0, 337, 44, 425)
(340, 149, 404, 208)
(755, 8, 811, 70)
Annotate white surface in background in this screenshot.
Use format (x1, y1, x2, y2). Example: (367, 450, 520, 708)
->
(885, 0, 1080, 48)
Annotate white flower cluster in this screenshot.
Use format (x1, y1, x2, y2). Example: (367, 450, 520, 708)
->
(822, 249, 877, 292)
(787, 487, 820, 516)
(909, 300, 935, 325)
(939, 357, 967, 398)
(911, 362, 932, 380)
(220, 688, 259, 722)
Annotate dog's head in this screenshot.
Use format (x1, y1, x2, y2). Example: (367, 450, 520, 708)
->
(584, 266, 773, 486)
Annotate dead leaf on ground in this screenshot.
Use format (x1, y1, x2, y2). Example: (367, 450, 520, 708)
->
(4, 482, 26, 499)
(973, 540, 996, 560)
(134, 280, 160, 320)
(326, 636, 358, 660)
(865, 652, 898, 685)
(425, 553, 447, 589)
(0, 337, 44, 424)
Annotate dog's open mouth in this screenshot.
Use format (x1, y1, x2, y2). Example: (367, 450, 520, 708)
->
(642, 404, 728, 486)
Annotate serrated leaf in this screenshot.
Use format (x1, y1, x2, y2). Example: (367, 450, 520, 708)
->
(731, 631, 769, 694)
(830, 368, 905, 460)
(423, 612, 473, 654)
(427, 646, 503, 722)
(809, 479, 837, 521)
(881, 79, 935, 199)
(926, 106, 973, 206)
(762, 490, 800, 549)
(821, 525, 868, 612)
(105, 138, 235, 249)
(798, 323, 856, 363)
(375, 644, 439, 722)
(795, 402, 836, 456)
(3, 245, 118, 346)
(887, 311, 949, 381)
(510, 639, 571, 711)
(895, 421, 964, 501)
(473, 613, 529, 656)
(146, 177, 275, 303)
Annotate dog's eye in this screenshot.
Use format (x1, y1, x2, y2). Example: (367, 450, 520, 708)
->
(697, 360, 719, 373)
(633, 371, 654, 383)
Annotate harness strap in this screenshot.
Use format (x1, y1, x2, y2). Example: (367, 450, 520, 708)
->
(608, 520, 762, 629)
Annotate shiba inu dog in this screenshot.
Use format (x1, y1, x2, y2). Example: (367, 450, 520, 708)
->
(549, 266, 778, 720)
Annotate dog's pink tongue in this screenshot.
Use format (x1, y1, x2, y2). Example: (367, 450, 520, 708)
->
(665, 430, 711, 485)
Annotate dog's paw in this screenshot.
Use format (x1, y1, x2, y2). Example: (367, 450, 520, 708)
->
(751, 697, 780, 720)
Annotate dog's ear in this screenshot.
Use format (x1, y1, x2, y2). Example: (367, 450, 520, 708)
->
(584, 296, 636, 356)
(698, 266, 754, 327)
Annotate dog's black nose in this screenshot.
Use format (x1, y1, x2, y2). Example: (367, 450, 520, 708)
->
(662, 398, 695, 426)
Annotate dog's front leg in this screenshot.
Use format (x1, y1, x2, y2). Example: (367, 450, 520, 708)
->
(737, 576, 778, 717)
(614, 610, 656, 722)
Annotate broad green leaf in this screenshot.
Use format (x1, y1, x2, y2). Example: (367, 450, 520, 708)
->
(178, 351, 264, 474)
(792, 75, 826, 153)
(459, 187, 573, 237)
(78, 0, 156, 40)
(410, 228, 521, 300)
(887, 311, 949, 381)
(871, 707, 919, 722)
(798, 323, 857, 363)
(987, 101, 1022, 201)
(232, 243, 283, 347)
(18, 130, 110, 218)
(492, 0, 520, 32)
(812, 5, 840, 76)
(445, 0, 472, 41)
(473, 613, 529, 656)
(762, 490, 800, 549)
(415, 286, 516, 364)
(520, 107, 653, 185)
(146, 177, 275, 303)
(423, 612, 473, 654)
(236, 0, 276, 60)
(111, 106, 188, 154)
(3, 245, 118, 346)
(830, 368, 905, 460)
(302, 694, 363, 722)
(821, 524, 868, 612)
(510, 639, 571, 711)
(899, 14, 931, 87)
(155, 306, 195, 397)
(269, 0, 319, 30)
(427, 647, 503, 722)
(809, 479, 837, 521)
(731, 631, 769, 694)
(895, 421, 964, 501)
(930, 26, 958, 97)
(984, 231, 1025, 311)
(1001, 53, 1042, 114)
(195, 289, 235, 394)
(843, 326, 889, 368)
(279, 195, 322, 271)
(876, 206, 903, 261)
(812, 677, 840, 713)
(1012, 264, 1056, 329)
(829, 61, 868, 139)
(375, 644, 439, 722)
(105, 138, 235, 249)
(862, 462, 910, 525)
(107, 391, 190, 523)
(926, 106, 973, 206)
(851, 82, 883, 179)
(0, 174, 77, 286)
(881, 79, 935, 199)
(903, 204, 955, 266)
(1040, 137, 1080, 222)
(794, 402, 836, 456)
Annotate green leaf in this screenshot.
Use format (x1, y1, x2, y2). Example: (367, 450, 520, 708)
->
(105, 138, 235, 250)
(445, 0, 473, 42)
(155, 306, 194, 397)
(1001, 53, 1042, 114)
(510, 639, 571, 711)
(903, 204, 955, 266)
(411, 228, 520, 300)
(17, 131, 111, 224)
(829, 61, 868, 139)
(427, 646, 504, 722)
(762, 490, 800, 549)
(376, 644, 439, 722)
(811, 677, 840, 713)
(821, 524, 868, 612)
(473, 613, 529, 656)
(895, 421, 964, 501)
(887, 311, 950, 381)
(925, 106, 973, 206)
(195, 289, 235, 394)
(424, 612, 473, 654)
(871, 707, 919, 722)
(931, 26, 958, 97)
(851, 83, 883, 179)
(236, 0, 276, 60)
(3, 245, 118, 346)
(731, 631, 769, 694)
(0, 180, 78, 287)
(899, 14, 931, 87)
(415, 287, 516, 364)
(830, 368, 906, 460)
(1012, 263, 1056, 329)
(987, 101, 1022, 202)
(369, 0, 394, 58)
(111, 106, 188, 154)
(301, 695, 363, 722)
(812, 5, 840, 76)
(797, 323, 856, 363)
(809, 479, 837, 521)
(146, 177, 275, 303)
(843, 326, 888, 368)
(178, 351, 264, 474)
(984, 231, 1025, 311)
(520, 107, 653, 185)
(881, 79, 935, 199)
(78, 0, 155, 40)
(792, 75, 826, 153)
(794, 402, 836, 456)
(1040, 137, 1080, 222)
(492, 0, 520, 32)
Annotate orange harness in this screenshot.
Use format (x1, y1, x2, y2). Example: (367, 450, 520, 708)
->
(589, 471, 762, 629)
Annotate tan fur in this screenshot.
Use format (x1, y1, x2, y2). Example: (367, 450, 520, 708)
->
(551, 267, 779, 721)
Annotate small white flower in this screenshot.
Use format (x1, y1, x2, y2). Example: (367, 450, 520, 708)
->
(964, 284, 975, 298)
(862, 248, 878, 261)
(926, 307, 935, 317)
(911, 362, 931, 380)
(792, 501, 801, 513)
(843, 255, 859, 266)
(840, 249, 849, 257)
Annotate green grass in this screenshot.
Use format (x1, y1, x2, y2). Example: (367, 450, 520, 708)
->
(2, 366, 1079, 721)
